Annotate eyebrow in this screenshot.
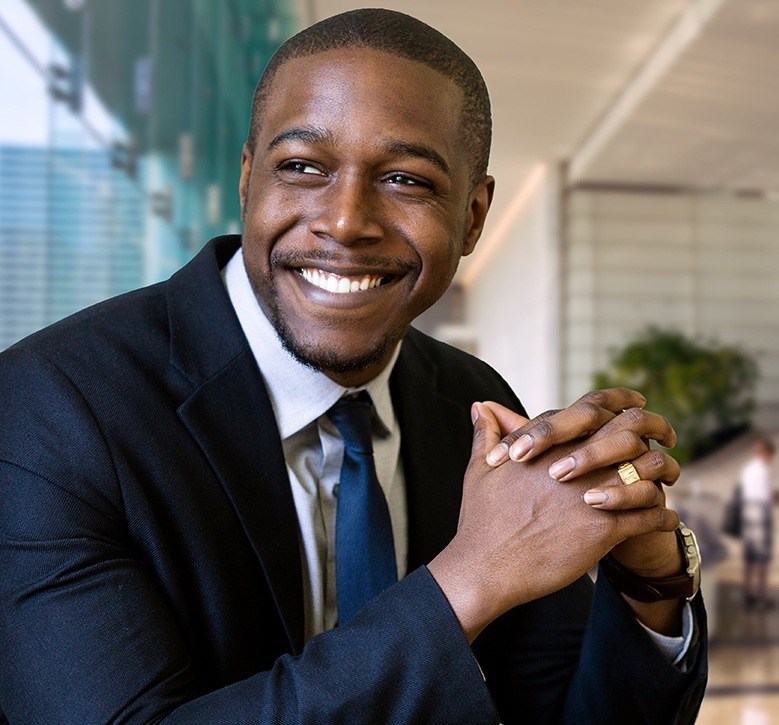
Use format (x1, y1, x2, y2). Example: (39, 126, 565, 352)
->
(266, 127, 451, 177)
(383, 140, 450, 176)
(267, 126, 332, 152)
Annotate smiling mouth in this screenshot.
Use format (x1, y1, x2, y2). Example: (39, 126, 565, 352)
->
(299, 267, 388, 294)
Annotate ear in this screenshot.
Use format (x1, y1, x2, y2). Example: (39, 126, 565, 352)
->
(239, 143, 253, 220)
(462, 175, 495, 256)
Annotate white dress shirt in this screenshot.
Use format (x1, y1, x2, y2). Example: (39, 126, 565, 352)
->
(224, 248, 406, 642)
(223, 247, 691, 660)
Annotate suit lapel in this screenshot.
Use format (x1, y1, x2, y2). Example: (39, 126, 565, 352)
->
(391, 330, 474, 571)
(168, 237, 305, 654)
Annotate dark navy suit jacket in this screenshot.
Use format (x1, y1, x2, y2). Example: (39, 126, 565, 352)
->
(0, 236, 706, 723)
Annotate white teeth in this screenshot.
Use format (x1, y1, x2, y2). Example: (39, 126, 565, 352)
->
(300, 267, 386, 294)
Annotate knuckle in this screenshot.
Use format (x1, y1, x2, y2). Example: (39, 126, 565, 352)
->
(581, 389, 607, 407)
(622, 407, 647, 426)
(617, 429, 643, 451)
(532, 420, 554, 442)
(578, 401, 602, 422)
(645, 449, 667, 473)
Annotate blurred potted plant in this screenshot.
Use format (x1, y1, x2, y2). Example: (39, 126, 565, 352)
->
(593, 327, 758, 464)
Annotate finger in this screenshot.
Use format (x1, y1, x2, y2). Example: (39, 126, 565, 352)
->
(486, 409, 559, 466)
(588, 407, 676, 448)
(614, 506, 681, 542)
(548, 429, 649, 481)
(583, 480, 665, 510)
(631, 449, 681, 486)
(576, 388, 646, 413)
(480, 401, 530, 434)
(549, 433, 682, 484)
(487, 388, 651, 466)
(470, 402, 503, 459)
(505, 402, 617, 463)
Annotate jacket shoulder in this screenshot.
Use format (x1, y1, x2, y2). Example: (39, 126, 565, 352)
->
(403, 327, 526, 416)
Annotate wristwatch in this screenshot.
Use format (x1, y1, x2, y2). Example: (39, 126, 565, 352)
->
(599, 523, 701, 602)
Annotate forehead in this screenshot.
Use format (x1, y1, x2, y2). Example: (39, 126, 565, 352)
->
(258, 47, 467, 168)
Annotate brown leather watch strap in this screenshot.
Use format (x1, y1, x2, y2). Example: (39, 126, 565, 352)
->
(599, 524, 701, 603)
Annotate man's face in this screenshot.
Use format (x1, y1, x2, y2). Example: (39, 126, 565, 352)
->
(239, 47, 493, 386)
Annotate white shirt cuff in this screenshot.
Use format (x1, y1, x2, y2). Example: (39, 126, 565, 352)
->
(638, 601, 694, 665)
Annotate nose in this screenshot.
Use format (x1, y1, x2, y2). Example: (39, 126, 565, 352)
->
(308, 172, 384, 246)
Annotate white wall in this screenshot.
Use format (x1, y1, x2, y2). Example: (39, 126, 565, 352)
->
(464, 165, 562, 417)
(563, 189, 779, 427)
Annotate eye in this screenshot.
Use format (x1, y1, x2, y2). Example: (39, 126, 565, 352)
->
(385, 173, 432, 190)
(279, 160, 325, 176)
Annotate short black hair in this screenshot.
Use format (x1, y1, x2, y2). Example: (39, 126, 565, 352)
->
(247, 8, 491, 185)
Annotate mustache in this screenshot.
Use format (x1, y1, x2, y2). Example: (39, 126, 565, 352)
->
(270, 249, 413, 272)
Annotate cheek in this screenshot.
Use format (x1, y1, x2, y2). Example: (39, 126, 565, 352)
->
(412, 220, 467, 294)
(243, 196, 303, 260)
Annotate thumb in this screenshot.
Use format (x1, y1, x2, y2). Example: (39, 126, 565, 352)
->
(481, 401, 530, 438)
(470, 402, 503, 457)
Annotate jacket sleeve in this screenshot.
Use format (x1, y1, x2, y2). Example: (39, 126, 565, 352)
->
(473, 542, 707, 725)
(0, 349, 498, 724)
(560, 571, 707, 725)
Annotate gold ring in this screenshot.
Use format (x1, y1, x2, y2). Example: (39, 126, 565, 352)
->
(616, 461, 641, 485)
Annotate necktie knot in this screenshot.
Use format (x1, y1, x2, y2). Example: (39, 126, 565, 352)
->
(327, 391, 374, 454)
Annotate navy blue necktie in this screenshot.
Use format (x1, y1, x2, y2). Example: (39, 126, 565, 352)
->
(327, 392, 397, 625)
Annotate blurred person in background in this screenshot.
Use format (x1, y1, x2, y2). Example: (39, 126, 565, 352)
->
(742, 437, 778, 609)
(0, 9, 707, 724)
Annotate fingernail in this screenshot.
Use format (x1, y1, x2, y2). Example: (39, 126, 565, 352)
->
(471, 403, 480, 423)
(487, 443, 509, 466)
(584, 490, 608, 506)
(549, 456, 576, 481)
(509, 434, 533, 461)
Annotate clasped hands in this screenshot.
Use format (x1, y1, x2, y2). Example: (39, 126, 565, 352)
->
(428, 388, 685, 643)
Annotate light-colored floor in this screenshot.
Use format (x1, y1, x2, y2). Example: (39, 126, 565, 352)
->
(698, 695, 779, 725)
(674, 431, 779, 723)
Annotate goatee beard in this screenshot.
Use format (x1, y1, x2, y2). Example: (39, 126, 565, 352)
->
(267, 298, 398, 378)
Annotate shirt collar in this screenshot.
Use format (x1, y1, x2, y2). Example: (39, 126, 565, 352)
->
(223, 246, 400, 440)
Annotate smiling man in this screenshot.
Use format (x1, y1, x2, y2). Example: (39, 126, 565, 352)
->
(0, 9, 705, 724)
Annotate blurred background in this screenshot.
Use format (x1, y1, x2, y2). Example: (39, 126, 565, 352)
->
(1, 0, 778, 721)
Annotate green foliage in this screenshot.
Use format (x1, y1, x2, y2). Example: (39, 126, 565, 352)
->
(594, 327, 759, 464)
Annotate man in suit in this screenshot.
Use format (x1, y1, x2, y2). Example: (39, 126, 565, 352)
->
(0, 9, 705, 723)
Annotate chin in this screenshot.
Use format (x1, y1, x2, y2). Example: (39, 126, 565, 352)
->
(272, 309, 398, 380)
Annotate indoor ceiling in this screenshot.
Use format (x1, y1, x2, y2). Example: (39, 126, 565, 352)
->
(306, 0, 779, 268)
